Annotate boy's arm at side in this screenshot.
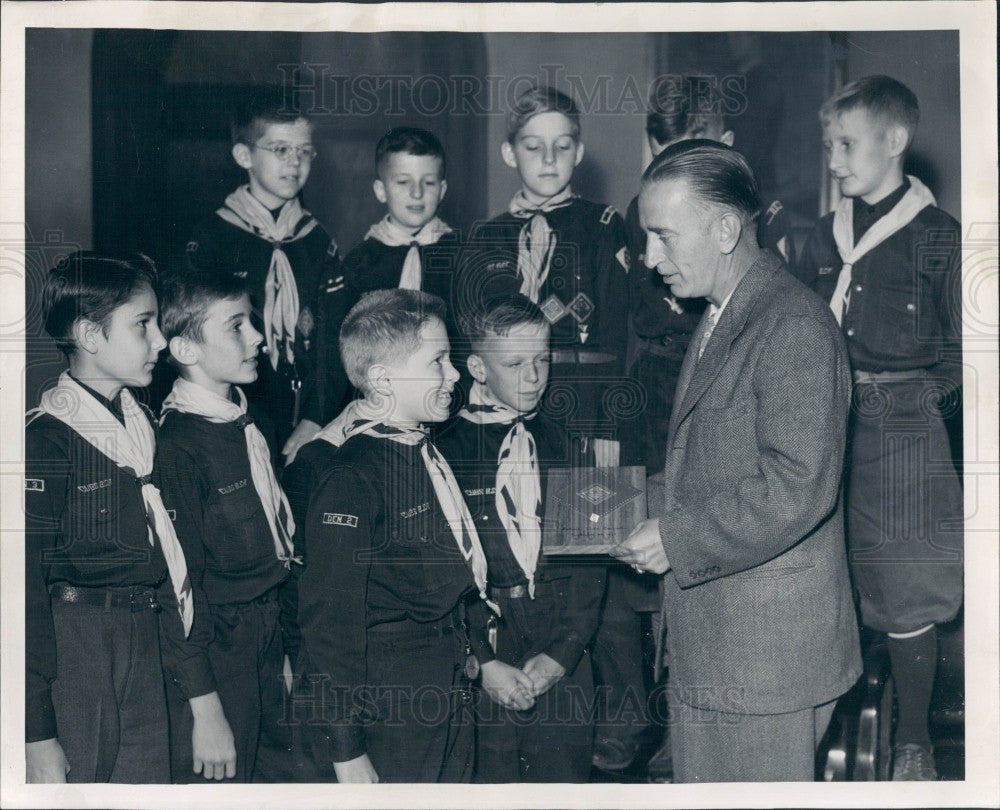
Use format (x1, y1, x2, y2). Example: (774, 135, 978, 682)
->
(928, 218, 964, 393)
(23, 429, 68, 762)
(296, 467, 373, 765)
(295, 238, 344, 433)
(154, 439, 236, 778)
(542, 563, 607, 676)
(594, 209, 632, 379)
(153, 440, 217, 700)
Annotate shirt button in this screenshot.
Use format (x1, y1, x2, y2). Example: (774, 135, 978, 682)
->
(846, 327, 856, 337)
(906, 302, 915, 312)
(854, 283, 863, 293)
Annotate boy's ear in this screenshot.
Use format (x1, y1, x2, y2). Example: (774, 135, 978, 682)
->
(373, 178, 388, 205)
(73, 318, 102, 356)
(168, 336, 199, 367)
(573, 141, 585, 167)
(438, 178, 448, 202)
(366, 363, 392, 396)
(720, 130, 735, 147)
(466, 353, 487, 384)
(715, 211, 743, 255)
(500, 141, 518, 169)
(232, 143, 254, 171)
(885, 124, 909, 158)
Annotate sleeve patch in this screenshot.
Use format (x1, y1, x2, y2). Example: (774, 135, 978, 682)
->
(599, 205, 617, 226)
(763, 200, 784, 225)
(323, 512, 358, 527)
(818, 266, 834, 275)
(186, 240, 198, 254)
(326, 239, 340, 258)
(167, 509, 176, 521)
(616, 246, 630, 273)
(25, 478, 45, 492)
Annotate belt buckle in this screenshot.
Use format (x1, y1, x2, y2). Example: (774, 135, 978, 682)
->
(130, 589, 159, 612)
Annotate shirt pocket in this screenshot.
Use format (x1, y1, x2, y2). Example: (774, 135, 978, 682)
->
(381, 510, 458, 597)
(207, 485, 270, 571)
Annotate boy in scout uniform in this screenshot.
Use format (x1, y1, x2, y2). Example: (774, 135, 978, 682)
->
(294, 288, 493, 783)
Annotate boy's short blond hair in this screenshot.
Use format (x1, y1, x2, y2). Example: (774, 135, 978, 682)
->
(507, 85, 581, 143)
(340, 288, 447, 392)
(820, 75, 920, 147)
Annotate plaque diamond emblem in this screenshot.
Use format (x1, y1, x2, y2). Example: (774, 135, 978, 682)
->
(578, 483, 614, 505)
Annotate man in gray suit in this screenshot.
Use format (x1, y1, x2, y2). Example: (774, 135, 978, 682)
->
(612, 140, 862, 782)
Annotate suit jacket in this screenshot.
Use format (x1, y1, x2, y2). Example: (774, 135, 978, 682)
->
(651, 250, 861, 715)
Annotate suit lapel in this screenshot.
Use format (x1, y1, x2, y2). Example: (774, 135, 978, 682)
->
(668, 253, 782, 436)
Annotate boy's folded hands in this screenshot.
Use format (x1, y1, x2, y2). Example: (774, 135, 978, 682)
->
(522, 653, 566, 698)
(480, 660, 536, 711)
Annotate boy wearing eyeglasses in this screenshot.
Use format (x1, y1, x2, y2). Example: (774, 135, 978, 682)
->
(185, 91, 342, 462)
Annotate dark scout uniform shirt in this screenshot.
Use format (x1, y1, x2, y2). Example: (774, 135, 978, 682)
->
(279, 436, 341, 662)
(23, 385, 192, 740)
(315, 233, 463, 420)
(798, 178, 963, 388)
(154, 410, 290, 697)
(295, 433, 479, 762)
(185, 208, 342, 426)
(437, 415, 605, 673)
(461, 199, 630, 432)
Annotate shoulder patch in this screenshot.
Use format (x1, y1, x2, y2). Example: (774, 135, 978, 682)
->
(763, 200, 784, 225)
(25, 478, 45, 492)
(323, 512, 358, 527)
(167, 509, 176, 521)
(599, 205, 617, 226)
(616, 246, 630, 273)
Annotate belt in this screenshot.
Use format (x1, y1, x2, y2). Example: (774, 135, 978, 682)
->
(550, 350, 617, 365)
(50, 583, 161, 613)
(369, 603, 466, 639)
(853, 368, 929, 385)
(488, 580, 557, 600)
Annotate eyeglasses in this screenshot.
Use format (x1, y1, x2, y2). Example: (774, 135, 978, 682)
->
(252, 143, 318, 162)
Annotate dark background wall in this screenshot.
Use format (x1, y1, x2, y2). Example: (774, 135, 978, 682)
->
(24, 28, 962, 407)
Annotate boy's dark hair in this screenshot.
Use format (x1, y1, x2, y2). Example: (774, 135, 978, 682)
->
(819, 75, 920, 146)
(375, 127, 447, 178)
(647, 75, 727, 147)
(159, 270, 249, 343)
(643, 139, 762, 225)
(507, 85, 581, 143)
(461, 293, 548, 351)
(231, 88, 311, 146)
(43, 251, 158, 356)
(340, 288, 447, 390)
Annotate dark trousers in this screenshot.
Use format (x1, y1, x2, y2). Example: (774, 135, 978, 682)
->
(49, 598, 170, 783)
(167, 597, 286, 783)
(590, 567, 658, 746)
(363, 626, 475, 783)
(474, 593, 596, 783)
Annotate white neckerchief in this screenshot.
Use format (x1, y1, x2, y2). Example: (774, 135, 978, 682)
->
(365, 215, 454, 291)
(29, 372, 194, 636)
(161, 378, 297, 567)
(508, 187, 575, 303)
(458, 383, 541, 597)
(830, 176, 936, 324)
(217, 186, 318, 369)
(337, 415, 497, 613)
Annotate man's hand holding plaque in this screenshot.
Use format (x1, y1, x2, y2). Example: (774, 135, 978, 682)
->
(608, 518, 671, 575)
